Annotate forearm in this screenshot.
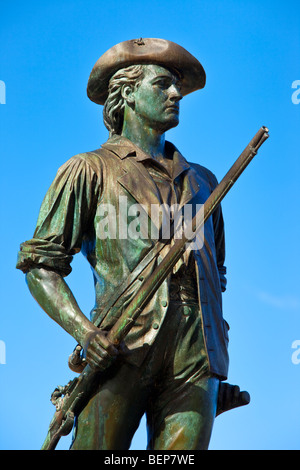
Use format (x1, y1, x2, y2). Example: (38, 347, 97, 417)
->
(26, 267, 94, 346)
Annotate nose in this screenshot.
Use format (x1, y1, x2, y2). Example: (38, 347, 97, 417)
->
(169, 84, 182, 102)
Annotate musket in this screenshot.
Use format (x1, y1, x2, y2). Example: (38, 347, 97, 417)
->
(41, 126, 269, 450)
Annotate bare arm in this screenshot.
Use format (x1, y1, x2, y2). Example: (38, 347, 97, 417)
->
(26, 267, 118, 369)
(17, 155, 117, 368)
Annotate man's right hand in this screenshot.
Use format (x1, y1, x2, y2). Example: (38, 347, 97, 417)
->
(83, 328, 119, 371)
(25, 268, 119, 372)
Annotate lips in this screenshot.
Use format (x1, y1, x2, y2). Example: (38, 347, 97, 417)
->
(166, 105, 179, 113)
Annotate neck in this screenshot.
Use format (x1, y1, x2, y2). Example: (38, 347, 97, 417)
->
(121, 109, 166, 159)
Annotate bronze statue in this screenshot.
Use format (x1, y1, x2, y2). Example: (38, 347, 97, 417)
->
(16, 38, 268, 450)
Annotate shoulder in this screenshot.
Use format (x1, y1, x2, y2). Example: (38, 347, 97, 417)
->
(189, 161, 219, 190)
(166, 140, 219, 190)
(56, 149, 106, 179)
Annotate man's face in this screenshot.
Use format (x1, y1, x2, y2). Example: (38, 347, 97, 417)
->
(131, 64, 182, 133)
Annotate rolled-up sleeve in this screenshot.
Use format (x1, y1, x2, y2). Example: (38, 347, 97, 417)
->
(16, 153, 101, 277)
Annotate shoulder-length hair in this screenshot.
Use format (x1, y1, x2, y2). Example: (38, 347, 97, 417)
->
(103, 64, 145, 136)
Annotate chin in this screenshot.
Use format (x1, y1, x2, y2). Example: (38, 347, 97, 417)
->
(158, 116, 179, 133)
(166, 118, 179, 131)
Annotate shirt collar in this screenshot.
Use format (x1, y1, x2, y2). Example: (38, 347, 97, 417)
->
(102, 134, 190, 180)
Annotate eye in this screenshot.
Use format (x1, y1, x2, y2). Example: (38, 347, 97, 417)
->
(154, 79, 168, 89)
(176, 82, 182, 92)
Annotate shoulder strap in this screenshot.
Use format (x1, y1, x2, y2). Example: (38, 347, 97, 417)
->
(92, 225, 171, 329)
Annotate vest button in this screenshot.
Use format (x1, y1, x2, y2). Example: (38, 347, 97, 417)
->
(161, 300, 168, 307)
(182, 306, 191, 316)
(153, 322, 159, 329)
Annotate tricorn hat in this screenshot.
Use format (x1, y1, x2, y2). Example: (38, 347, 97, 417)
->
(87, 38, 206, 105)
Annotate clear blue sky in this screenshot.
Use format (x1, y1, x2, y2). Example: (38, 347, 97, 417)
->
(1, 0, 299, 450)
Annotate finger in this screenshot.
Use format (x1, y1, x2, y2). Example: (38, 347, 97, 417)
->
(118, 340, 128, 354)
(89, 341, 111, 359)
(91, 343, 117, 365)
(86, 349, 114, 370)
(86, 346, 111, 364)
(233, 385, 240, 401)
(85, 350, 103, 369)
(93, 334, 118, 357)
(224, 383, 231, 405)
(88, 357, 107, 371)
